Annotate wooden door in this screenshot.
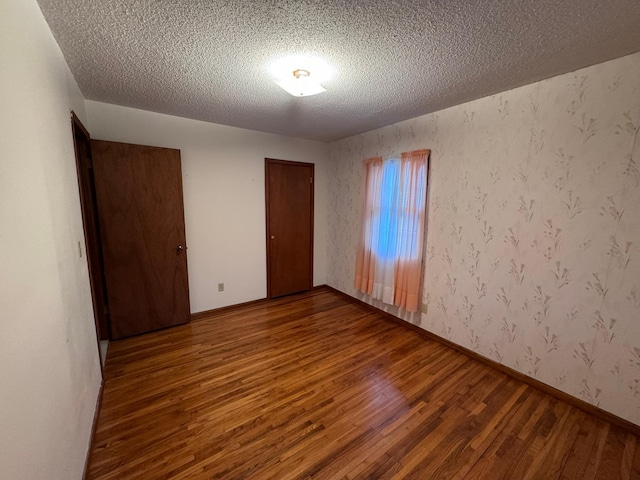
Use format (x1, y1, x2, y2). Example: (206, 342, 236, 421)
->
(265, 159, 314, 298)
(91, 140, 190, 339)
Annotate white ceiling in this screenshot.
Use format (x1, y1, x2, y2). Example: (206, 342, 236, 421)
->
(37, 0, 640, 142)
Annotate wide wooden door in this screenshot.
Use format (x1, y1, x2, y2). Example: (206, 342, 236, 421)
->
(91, 140, 190, 339)
(265, 159, 314, 298)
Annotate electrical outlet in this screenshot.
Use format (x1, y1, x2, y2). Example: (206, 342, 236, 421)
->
(218, 283, 224, 292)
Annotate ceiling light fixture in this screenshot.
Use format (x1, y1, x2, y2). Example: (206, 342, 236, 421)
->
(275, 68, 326, 97)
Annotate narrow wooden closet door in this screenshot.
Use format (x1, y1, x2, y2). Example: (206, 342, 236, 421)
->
(265, 159, 314, 298)
(91, 140, 190, 339)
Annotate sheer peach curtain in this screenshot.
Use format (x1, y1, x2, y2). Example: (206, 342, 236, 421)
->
(354, 156, 384, 296)
(354, 149, 430, 312)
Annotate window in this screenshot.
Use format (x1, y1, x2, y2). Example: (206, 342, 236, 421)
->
(354, 149, 430, 312)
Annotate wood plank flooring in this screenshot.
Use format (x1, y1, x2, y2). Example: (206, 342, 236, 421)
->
(87, 288, 640, 479)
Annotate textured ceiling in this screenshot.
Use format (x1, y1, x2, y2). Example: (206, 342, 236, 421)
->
(37, 0, 640, 142)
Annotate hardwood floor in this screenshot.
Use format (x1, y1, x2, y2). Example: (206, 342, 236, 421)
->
(87, 288, 640, 479)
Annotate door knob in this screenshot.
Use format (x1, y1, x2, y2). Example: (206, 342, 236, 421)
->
(271, 236, 275, 239)
(177, 245, 185, 254)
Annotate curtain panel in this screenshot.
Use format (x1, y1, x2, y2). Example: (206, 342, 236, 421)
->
(354, 149, 430, 312)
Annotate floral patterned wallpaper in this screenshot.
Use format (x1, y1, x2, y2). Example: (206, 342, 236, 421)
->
(327, 52, 640, 425)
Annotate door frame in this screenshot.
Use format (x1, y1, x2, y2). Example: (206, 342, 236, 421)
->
(264, 158, 314, 299)
(71, 111, 110, 360)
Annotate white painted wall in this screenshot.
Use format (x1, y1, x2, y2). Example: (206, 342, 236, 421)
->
(85, 101, 329, 313)
(0, 1, 102, 478)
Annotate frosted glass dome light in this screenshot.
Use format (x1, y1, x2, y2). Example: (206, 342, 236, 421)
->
(275, 69, 326, 97)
